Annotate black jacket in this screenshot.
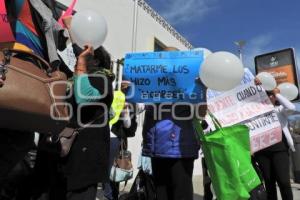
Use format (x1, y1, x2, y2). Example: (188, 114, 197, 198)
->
(62, 75, 113, 191)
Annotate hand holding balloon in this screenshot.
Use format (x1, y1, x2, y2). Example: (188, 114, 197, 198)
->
(254, 77, 262, 86)
(256, 72, 276, 91)
(75, 45, 94, 75)
(272, 87, 280, 95)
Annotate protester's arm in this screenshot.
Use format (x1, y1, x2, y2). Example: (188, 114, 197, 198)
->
(276, 93, 296, 110)
(73, 45, 102, 104)
(275, 92, 296, 115)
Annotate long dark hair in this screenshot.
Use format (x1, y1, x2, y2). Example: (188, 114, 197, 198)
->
(72, 44, 112, 72)
(93, 46, 111, 70)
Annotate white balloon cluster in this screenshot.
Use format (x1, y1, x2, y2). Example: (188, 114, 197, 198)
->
(70, 10, 108, 49)
(256, 72, 299, 100)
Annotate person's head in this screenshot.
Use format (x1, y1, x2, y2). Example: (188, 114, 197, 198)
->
(91, 46, 112, 70)
(73, 44, 111, 71)
(163, 46, 179, 52)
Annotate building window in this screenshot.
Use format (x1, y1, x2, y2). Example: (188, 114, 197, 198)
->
(154, 38, 166, 52)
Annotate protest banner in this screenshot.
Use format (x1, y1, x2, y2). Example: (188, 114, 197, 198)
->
(244, 111, 282, 152)
(207, 79, 282, 152)
(0, 0, 15, 42)
(208, 81, 274, 125)
(123, 50, 205, 103)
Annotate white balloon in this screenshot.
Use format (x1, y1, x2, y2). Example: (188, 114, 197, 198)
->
(71, 10, 108, 49)
(256, 72, 277, 91)
(277, 82, 299, 100)
(200, 51, 244, 91)
(193, 47, 212, 59)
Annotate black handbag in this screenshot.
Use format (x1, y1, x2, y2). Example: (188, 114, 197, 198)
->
(249, 160, 268, 200)
(249, 184, 267, 200)
(119, 170, 157, 200)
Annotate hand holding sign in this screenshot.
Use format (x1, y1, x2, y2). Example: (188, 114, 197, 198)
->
(200, 51, 244, 91)
(70, 10, 107, 49)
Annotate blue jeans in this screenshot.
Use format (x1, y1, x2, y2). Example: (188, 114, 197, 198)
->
(103, 137, 120, 200)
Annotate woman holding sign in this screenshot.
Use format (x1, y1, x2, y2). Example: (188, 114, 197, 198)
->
(254, 79, 295, 200)
(141, 47, 207, 200)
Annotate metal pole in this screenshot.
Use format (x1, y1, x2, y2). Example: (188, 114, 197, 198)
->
(132, 0, 138, 52)
(234, 40, 246, 63)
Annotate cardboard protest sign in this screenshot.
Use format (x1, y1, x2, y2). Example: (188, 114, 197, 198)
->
(0, 0, 15, 42)
(123, 51, 205, 103)
(244, 111, 282, 152)
(207, 71, 282, 153)
(208, 82, 274, 125)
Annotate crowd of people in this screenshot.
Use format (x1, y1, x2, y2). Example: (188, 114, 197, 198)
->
(0, 1, 297, 200)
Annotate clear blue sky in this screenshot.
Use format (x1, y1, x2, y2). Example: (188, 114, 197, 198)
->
(145, 0, 300, 72)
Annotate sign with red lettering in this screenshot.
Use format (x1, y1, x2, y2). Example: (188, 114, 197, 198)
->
(244, 111, 282, 152)
(207, 79, 282, 152)
(208, 82, 274, 125)
(0, 0, 15, 42)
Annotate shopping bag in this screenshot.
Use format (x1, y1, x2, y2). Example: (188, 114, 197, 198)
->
(193, 115, 261, 200)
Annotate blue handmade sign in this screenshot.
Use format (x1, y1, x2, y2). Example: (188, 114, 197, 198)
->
(123, 50, 205, 103)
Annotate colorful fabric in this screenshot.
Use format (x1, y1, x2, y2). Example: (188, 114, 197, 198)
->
(17, 0, 38, 35)
(0, 42, 32, 52)
(11, 0, 44, 57)
(0, 0, 15, 42)
(15, 21, 43, 55)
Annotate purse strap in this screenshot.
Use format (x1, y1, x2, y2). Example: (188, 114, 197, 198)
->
(49, 111, 106, 143)
(207, 110, 222, 130)
(192, 117, 205, 141)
